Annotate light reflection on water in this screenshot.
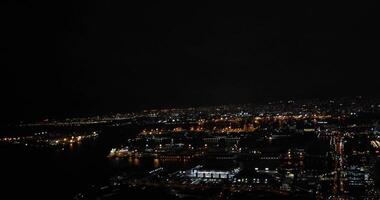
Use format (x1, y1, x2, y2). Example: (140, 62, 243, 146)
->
(133, 158, 140, 166)
(121, 156, 192, 170)
(128, 156, 133, 164)
(153, 158, 160, 168)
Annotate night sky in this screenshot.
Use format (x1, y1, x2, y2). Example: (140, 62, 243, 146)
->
(4, 2, 380, 122)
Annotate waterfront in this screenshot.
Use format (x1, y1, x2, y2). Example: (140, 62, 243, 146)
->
(0, 126, 132, 199)
(1, 99, 380, 199)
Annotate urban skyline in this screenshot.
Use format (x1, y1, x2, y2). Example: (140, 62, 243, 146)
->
(3, 1, 380, 199)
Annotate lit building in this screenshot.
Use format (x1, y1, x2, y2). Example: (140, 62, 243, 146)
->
(186, 165, 240, 180)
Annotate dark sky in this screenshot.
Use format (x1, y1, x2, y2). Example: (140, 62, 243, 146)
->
(3, 2, 380, 121)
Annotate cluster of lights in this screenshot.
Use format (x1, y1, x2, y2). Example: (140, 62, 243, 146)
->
(140, 124, 258, 136)
(0, 131, 98, 147)
(0, 137, 26, 142)
(52, 135, 88, 145)
(370, 140, 380, 149)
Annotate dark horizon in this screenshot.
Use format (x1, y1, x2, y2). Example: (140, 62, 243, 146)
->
(4, 2, 380, 122)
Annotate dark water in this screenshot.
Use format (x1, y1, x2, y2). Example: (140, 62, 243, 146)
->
(0, 126, 138, 200)
(0, 144, 109, 199)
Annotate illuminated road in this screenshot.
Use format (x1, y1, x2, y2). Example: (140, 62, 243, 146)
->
(330, 131, 346, 198)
